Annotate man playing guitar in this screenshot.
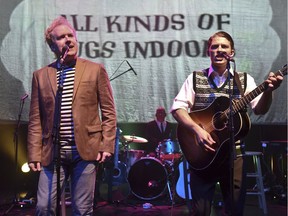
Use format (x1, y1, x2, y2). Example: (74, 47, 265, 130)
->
(170, 31, 284, 216)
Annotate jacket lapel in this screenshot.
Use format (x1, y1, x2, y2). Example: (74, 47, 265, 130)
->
(47, 65, 57, 97)
(73, 58, 86, 102)
(46, 58, 86, 102)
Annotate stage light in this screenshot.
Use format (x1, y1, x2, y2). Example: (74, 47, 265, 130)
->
(21, 162, 30, 173)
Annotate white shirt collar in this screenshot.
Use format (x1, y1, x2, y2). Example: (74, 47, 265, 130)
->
(207, 65, 234, 78)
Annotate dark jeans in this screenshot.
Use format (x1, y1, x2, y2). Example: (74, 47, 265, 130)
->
(190, 151, 247, 216)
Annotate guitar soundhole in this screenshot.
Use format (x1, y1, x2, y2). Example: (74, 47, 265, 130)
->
(113, 167, 120, 178)
(212, 111, 227, 130)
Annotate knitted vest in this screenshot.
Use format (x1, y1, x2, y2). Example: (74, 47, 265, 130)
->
(192, 69, 247, 111)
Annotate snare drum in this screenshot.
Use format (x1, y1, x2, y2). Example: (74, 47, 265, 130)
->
(157, 139, 182, 160)
(128, 157, 167, 200)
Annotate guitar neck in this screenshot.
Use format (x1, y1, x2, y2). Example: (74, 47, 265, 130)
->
(114, 127, 120, 167)
(235, 81, 267, 111)
(233, 65, 287, 113)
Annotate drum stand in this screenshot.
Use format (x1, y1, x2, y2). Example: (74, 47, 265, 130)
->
(164, 159, 179, 205)
(164, 156, 193, 215)
(167, 180, 173, 202)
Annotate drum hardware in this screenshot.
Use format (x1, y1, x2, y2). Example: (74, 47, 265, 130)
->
(156, 139, 182, 203)
(165, 159, 184, 204)
(165, 161, 176, 203)
(154, 139, 183, 204)
(122, 135, 148, 143)
(120, 134, 147, 172)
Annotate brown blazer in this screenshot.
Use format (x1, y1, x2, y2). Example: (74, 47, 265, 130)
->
(27, 58, 117, 166)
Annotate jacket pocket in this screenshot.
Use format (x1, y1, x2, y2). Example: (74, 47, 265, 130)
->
(86, 124, 102, 135)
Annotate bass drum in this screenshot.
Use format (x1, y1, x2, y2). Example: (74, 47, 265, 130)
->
(128, 157, 167, 200)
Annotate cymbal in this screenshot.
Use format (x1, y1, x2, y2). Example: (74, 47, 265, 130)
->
(122, 135, 148, 143)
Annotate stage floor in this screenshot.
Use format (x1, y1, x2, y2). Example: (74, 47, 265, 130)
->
(0, 189, 286, 216)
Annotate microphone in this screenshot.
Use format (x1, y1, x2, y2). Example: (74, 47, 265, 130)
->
(60, 45, 70, 64)
(21, 93, 28, 101)
(219, 52, 234, 62)
(125, 60, 137, 75)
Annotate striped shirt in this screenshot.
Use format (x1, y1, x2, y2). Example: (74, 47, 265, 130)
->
(57, 67, 75, 148)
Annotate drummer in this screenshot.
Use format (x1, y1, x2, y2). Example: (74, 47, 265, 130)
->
(145, 107, 176, 157)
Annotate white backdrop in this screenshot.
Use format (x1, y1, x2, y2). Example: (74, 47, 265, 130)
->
(0, 0, 287, 124)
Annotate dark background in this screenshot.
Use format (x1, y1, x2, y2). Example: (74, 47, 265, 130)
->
(0, 121, 286, 200)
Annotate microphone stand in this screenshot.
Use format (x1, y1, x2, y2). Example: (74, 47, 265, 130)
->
(227, 61, 236, 215)
(52, 62, 65, 216)
(109, 60, 136, 81)
(3, 96, 27, 215)
(109, 68, 134, 81)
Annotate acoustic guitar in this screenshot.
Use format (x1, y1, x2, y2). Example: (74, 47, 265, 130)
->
(176, 158, 192, 200)
(177, 65, 287, 171)
(99, 127, 131, 201)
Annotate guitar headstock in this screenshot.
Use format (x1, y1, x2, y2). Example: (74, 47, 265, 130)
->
(277, 64, 287, 76)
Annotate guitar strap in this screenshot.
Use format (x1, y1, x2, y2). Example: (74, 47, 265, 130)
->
(233, 72, 245, 97)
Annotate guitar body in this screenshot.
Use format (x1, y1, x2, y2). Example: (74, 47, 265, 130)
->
(176, 161, 192, 200)
(99, 128, 131, 201)
(99, 161, 131, 201)
(177, 96, 251, 171)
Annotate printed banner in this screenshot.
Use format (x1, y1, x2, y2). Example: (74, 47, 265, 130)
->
(0, 0, 286, 123)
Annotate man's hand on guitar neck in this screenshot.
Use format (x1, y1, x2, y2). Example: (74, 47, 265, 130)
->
(265, 71, 283, 92)
(254, 69, 285, 115)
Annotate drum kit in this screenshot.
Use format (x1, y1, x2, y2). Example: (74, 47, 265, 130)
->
(117, 135, 183, 201)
